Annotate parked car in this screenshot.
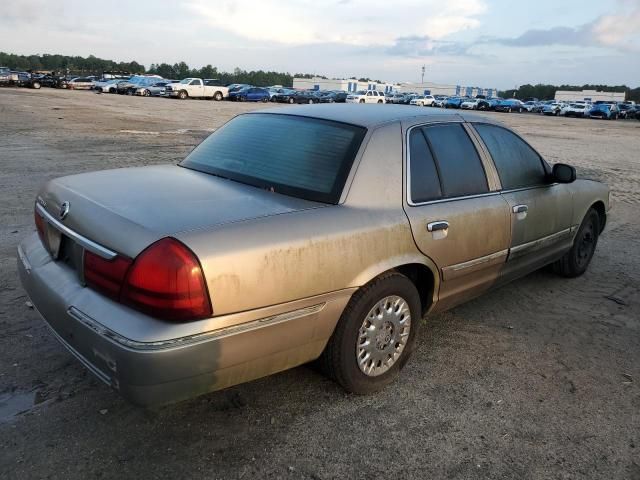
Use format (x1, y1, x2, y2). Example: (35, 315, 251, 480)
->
(346, 90, 386, 104)
(616, 103, 634, 119)
(486, 98, 503, 110)
(410, 95, 435, 107)
(432, 95, 448, 108)
(234, 87, 270, 102)
(443, 96, 467, 108)
(542, 102, 565, 116)
(136, 81, 173, 97)
(165, 78, 229, 100)
(522, 101, 539, 112)
(19, 105, 609, 407)
(93, 79, 123, 94)
(272, 90, 298, 104)
(589, 103, 619, 120)
(318, 91, 348, 103)
(0, 70, 43, 89)
(460, 98, 491, 110)
(65, 77, 95, 90)
(116, 75, 163, 95)
(562, 103, 591, 118)
(494, 99, 525, 113)
(267, 87, 295, 101)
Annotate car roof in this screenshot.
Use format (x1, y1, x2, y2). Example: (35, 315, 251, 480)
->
(253, 104, 501, 128)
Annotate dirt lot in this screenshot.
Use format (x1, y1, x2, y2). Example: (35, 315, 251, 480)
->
(0, 88, 638, 480)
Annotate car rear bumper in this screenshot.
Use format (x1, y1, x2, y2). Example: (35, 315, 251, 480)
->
(17, 233, 352, 407)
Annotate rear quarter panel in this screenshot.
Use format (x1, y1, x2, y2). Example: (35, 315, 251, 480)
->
(177, 123, 434, 316)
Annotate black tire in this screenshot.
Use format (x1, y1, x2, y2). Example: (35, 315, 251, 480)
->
(288, 98, 295, 104)
(308, 99, 313, 104)
(213, 91, 223, 101)
(359, 99, 365, 104)
(319, 272, 421, 394)
(553, 208, 600, 278)
(178, 90, 188, 100)
(31, 81, 41, 89)
(109, 87, 116, 93)
(262, 96, 269, 103)
(142, 89, 150, 97)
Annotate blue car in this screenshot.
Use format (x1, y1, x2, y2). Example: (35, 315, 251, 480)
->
(494, 99, 525, 113)
(443, 96, 467, 108)
(231, 87, 270, 102)
(589, 103, 619, 120)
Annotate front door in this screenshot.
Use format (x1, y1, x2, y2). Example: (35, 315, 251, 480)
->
(470, 123, 573, 281)
(403, 122, 511, 312)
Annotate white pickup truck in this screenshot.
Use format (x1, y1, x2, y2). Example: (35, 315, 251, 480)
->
(165, 78, 229, 100)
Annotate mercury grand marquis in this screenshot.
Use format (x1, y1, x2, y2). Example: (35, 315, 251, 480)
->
(18, 105, 609, 406)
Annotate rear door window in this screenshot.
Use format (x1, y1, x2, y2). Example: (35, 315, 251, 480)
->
(420, 124, 489, 198)
(409, 129, 442, 203)
(473, 124, 547, 189)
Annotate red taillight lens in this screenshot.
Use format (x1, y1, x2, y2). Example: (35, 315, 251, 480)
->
(84, 251, 132, 300)
(120, 238, 212, 321)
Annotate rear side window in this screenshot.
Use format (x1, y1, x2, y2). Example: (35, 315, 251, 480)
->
(473, 124, 547, 189)
(421, 124, 488, 198)
(409, 129, 442, 203)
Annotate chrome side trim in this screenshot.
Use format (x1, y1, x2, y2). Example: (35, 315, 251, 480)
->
(17, 244, 32, 274)
(508, 228, 573, 260)
(68, 303, 326, 351)
(35, 203, 117, 260)
(442, 249, 508, 281)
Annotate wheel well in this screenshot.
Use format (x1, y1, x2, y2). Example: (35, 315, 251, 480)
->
(392, 264, 436, 316)
(591, 201, 606, 233)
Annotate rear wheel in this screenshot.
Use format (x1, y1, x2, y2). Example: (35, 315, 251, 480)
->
(553, 208, 600, 277)
(288, 98, 295, 104)
(308, 99, 313, 104)
(377, 99, 383, 104)
(319, 272, 420, 394)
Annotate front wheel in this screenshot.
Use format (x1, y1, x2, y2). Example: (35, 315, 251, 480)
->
(319, 272, 420, 394)
(142, 89, 150, 97)
(308, 99, 313, 104)
(288, 98, 295, 104)
(553, 208, 600, 277)
(31, 81, 41, 89)
(359, 99, 365, 104)
(213, 91, 223, 101)
(178, 90, 188, 100)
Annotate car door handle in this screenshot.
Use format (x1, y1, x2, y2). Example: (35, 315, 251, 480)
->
(512, 205, 528, 214)
(427, 221, 449, 232)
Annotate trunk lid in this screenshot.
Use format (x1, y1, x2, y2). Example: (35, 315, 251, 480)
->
(38, 164, 323, 258)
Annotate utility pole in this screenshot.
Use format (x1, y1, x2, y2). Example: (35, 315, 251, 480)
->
(421, 65, 426, 84)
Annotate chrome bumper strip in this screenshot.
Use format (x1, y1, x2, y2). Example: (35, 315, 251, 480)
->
(68, 303, 326, 351)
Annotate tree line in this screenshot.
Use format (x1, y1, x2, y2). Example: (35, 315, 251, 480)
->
(499, 84, 640, 103)
(0, 52, 318, 87)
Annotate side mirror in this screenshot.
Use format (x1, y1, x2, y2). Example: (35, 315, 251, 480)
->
(552, 163, 576, 183)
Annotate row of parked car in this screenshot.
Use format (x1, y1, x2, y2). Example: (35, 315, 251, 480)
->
(5, 69, 639, 120)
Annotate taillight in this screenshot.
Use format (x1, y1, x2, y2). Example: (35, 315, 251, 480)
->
(120, 238, 212, 321)
(34, 208, 46, 245)
(84, 251, 132, 300)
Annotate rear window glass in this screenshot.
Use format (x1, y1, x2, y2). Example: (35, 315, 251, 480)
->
(421, 124, 488, 198)
(180, 114, 366, 204)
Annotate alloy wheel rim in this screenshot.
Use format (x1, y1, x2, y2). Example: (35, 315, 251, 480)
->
(356, 295, 411, 377)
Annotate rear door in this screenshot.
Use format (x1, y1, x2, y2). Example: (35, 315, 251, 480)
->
(403, 122, 511, 311)
(470, 123, 574, 281)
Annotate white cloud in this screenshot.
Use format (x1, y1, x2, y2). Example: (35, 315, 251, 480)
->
(185, 0, 487, 45)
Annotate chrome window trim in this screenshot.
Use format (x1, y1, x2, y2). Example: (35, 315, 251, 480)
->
(67, 303, 326, 351)
(35, 202, 117, 260)
(405, 121, 494, 207)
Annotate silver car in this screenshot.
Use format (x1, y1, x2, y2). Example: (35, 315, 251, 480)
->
(18, 105, 609, 406)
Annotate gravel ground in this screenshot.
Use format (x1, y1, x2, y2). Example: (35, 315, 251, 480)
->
(0, 88, 638, 480)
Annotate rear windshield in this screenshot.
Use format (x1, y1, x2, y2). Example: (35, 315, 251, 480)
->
(180, 113, 367, 203)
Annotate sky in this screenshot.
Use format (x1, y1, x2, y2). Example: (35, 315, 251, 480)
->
(1, 0, 639, 89)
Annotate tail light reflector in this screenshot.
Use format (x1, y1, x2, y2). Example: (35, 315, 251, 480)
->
(84, 251, 132, 300)
(120, 238, 212, 321)
(34, 209, 46, 245)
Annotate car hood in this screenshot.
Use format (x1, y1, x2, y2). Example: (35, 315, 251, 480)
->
(37, 164, 324, 258)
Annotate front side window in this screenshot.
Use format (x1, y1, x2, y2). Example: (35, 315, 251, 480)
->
(181, 114, 366, 204)
(474, 124, 547, 189)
